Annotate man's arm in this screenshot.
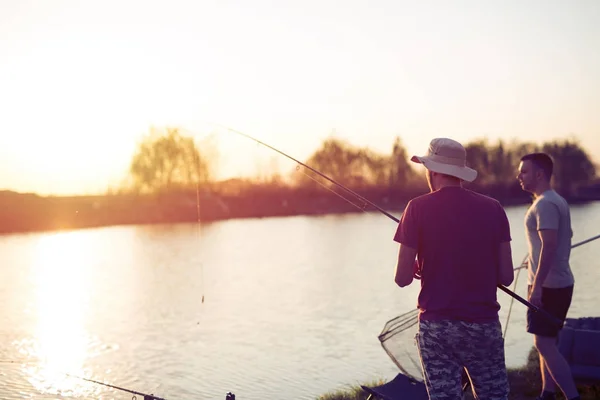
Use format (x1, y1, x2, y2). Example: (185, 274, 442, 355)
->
(498, 241, 514, 286)
(395, 244, 418, 287)
(532, 229, 558, 291)
(496, 202, 514, 286)
(530, 201, 560, 301)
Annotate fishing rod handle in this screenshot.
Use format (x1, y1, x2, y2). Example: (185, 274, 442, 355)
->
(497, 285, 563, 328)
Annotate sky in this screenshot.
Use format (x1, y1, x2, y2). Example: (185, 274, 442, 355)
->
(1, 0, 599, 195)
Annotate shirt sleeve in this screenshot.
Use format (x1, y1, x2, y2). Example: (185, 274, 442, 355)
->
(393, 200, 419, 248)
(497, 202, 512, 242)
(535, 200, 560, 230)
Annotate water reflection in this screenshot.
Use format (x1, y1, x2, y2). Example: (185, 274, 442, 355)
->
(0, 202, 598, 399)
(24, 231, 93, 397)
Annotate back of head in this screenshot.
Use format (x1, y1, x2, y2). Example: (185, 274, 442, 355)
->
(521, 152, 553, 180)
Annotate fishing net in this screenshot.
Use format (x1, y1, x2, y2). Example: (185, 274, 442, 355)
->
(377, 308, 424, 382)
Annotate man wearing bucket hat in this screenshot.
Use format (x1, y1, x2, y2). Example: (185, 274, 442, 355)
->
(393, 138, 515, 400)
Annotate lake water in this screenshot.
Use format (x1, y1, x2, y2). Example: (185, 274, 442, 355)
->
(0, 200, 599, 400)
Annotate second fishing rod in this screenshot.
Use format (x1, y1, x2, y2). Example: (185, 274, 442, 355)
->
(220, 125, 563, 327)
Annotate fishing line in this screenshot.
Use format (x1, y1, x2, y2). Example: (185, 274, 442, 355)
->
(296, 166, 369, 212)
(178, 126, 211, 305)
(503, 254, 528, 338)
(196, 182, 205, 304)
(216, 124, 566, 325)
(211, 123, 401, 223)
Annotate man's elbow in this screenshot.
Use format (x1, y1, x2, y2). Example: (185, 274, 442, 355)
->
(498, 264, 514, 286)
(498, 242, 514, 286)
(395, 274, 413, 287)
(498, 273, 514, 287)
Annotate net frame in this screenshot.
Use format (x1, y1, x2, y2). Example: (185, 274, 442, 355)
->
(377, 308, 423, 382)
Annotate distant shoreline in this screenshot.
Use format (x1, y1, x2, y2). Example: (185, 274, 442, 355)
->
(1, 184, 599, 236)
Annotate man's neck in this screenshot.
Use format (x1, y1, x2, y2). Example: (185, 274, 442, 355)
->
(533, 182, 552, 197)
(436, 181, 462, 190)
(432, 183, 462, 192)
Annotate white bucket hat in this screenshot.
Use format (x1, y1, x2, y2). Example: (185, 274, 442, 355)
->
(410, 138, 477, 182)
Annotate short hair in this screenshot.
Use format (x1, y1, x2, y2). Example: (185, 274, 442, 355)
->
(521, 153, 553, 179)
(426, 170, 462, 182)
(440, 173, 461, 183)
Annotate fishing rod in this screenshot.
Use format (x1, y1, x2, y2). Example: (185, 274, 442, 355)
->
(66, 373, 167, 400)
(502, 232, 600, 336)
(513, 233, 600, 272)
(0, 361, 166, 400)
(216, 125, 400, 222)
(221, 125, 563, 327)
(571, 233, 600, 249)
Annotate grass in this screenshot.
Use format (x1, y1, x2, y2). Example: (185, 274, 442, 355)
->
(317, 347, 600, 400)
(317, 380, 384, 400)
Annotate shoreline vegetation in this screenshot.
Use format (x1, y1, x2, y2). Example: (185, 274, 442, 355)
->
(2, 128, 600, 236)
(1, 181, 600, 236)
(318, 347, 600, 400)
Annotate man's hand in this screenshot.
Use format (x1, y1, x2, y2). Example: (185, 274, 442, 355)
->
(529, 286, 543, 307)
(413, 260, 422, 280)
(520, 259, 529, 270)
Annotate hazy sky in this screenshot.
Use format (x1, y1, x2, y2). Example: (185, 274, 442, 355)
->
(1, 0, 599, 195)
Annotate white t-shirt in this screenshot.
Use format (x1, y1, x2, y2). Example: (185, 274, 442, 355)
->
(525, 190, 575, 288)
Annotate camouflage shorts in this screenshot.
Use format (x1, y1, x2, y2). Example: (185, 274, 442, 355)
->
(416, 319, 509, 400)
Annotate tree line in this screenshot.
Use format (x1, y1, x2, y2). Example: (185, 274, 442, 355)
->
(2, 128, 596, 235)
(126, 127, 598, 200)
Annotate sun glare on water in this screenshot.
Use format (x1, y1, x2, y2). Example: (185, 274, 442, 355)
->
(20, 231, 98, 397)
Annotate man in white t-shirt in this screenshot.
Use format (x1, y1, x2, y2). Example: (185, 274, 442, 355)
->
(517, 152, 579, 400)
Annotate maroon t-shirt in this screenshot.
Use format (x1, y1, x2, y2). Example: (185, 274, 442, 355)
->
(394, 186, 511, 323)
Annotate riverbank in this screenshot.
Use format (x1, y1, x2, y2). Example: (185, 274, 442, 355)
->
(318, 347, 599, 400)
(1, 181, 599, 236)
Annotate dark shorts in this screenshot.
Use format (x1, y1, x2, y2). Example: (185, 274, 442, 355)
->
(527, 285, 574, 337)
